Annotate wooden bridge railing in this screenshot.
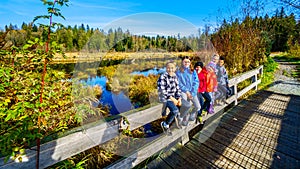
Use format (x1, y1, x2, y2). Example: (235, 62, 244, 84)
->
(0, 65, 263, 169)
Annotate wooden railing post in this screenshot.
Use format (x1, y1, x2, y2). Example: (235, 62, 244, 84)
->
(234, 82, 238, 105)
(260, 65, 263, 77)
(180, 132, 190, 145)
(255, 74, 258, 90)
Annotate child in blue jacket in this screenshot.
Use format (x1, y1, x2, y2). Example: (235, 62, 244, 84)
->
(176, 56, 201, 126)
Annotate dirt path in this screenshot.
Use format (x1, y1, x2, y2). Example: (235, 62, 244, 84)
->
(266, 59, 300, 96)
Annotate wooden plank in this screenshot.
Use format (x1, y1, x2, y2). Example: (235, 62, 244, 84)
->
(105, 116, 210, 169)
(190, 120, 244, 169)
(200, 124, 274, 168)
(223, 111, 289, 145)
(248, 95, 300, 117)
(104, 128, 185, 168)
(187, 139, 246, 169)
(123, 104, 163, 130)
(237, 80, 261, 98)
(186, 140, 226, 168)
(220, 112, 300, 158)
(146, 157, 172, 169)
(171, 144, 215, 168)
(211, 103, 300, 163)
(158, 146, 199, 169)
(192, 119, 267, 169)
(224, 105, 300, 143)
(230, 66, 262, 85)
(0, 119, 120, 169)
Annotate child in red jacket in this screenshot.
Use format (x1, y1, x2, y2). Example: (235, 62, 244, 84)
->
(194, 62, 211, 123)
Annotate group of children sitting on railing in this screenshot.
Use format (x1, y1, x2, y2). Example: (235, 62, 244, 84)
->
(157, 54, 232, 135)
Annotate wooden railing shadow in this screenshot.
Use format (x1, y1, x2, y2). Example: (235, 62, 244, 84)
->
(147, 90, 276, 168)
(269, 92, 300, 168)
(184, 89, 300, 168)
(187, 90, 276, 168)
(0, 66, 263, 169)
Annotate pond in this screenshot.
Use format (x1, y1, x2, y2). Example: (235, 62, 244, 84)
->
(84, 67, 166, 115)
(53, 62, 166, 137)
(52, 62, 166, 115)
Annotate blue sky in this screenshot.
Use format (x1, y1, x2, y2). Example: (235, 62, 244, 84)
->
(0, 0, 280, 36)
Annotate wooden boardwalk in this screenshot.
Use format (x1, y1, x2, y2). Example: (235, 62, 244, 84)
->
(145, 90, 300, 169)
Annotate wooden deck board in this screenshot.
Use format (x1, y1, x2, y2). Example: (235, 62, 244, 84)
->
(222, 107, 300, 159)
(186, 140, 243, 169)
(224, 106, 300, 144)
(158, 146, 200, 169)
(145, 91, 300, 169)
(197, 126, 269, 169)
(142, 156, 172, 169)
(172, 145, 216, 168)
(218, 114, 300, 160)
(221, 107, 300, 144)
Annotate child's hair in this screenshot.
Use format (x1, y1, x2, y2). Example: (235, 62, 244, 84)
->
(194, 61, 204, 69)
(206, 62, 216, 72)
(166, 60, 176, 67)
(219, 56, 225, 61)
(179, 56, 194, 73)
(211, 54, 220, 62)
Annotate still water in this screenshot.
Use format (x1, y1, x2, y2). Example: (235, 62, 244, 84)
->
(84, 67, 165, 115)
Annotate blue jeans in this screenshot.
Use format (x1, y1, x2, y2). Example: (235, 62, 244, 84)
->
(161, 102, 167, 116)
(197, 92, 211, 114)
(164, 101, 180, 125)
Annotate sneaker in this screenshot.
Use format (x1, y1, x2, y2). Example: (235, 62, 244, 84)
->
(208, 106, 214, 114)
(197, 115, 204, 124)
(208, 104, 214, 114)
(161, 121, 169, 129)
(201, 111, 207, 117)
(161, 121, 172, 136)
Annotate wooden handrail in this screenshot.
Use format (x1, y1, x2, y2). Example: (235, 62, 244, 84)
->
(0, 65, 263, 169)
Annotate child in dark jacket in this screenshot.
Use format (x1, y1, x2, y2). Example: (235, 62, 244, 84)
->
(216, 56, 230, 104)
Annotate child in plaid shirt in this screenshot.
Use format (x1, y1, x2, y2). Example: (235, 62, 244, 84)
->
(157, 61, 182, 135)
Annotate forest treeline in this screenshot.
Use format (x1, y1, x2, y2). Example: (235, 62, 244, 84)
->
(0, 7, 299, 74)
(212, 8, 300, 74)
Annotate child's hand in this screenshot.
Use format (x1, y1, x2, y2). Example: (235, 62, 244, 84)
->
(177, 99, 182, 106)
(213, 87, 218, 92)
(186, 91, 193, 99)
(170, 97, 178, 105)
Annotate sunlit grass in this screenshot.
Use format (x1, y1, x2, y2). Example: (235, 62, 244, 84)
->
(272, 52, 300, 63)
(259, 56, 279, 90)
